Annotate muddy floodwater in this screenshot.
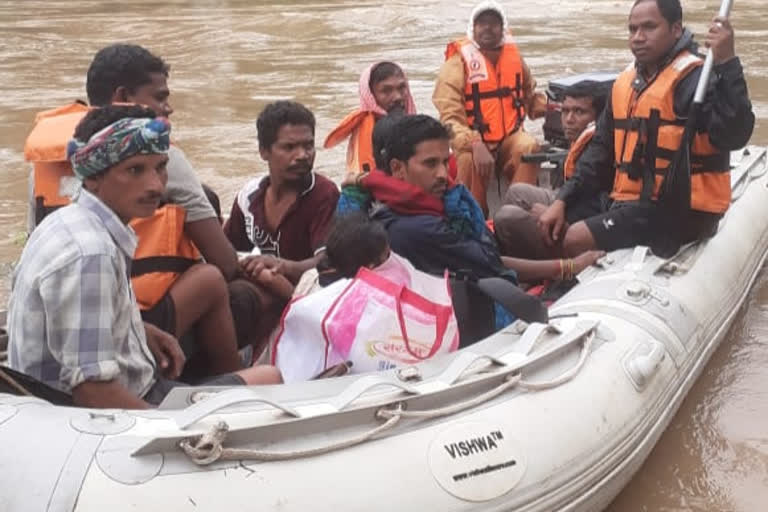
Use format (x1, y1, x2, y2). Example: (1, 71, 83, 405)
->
(1, 1, 766, 509)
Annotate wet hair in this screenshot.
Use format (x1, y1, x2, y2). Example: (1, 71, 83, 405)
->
(381, 115, 451, 175)
(563, 81, 609, 117)
(372, 110, 406, 170)
(86, 44, 170, 106)
(73, 104, 157, 143)
(368, 62, 404, 90)
(632, 0, 683, 25)
(256, 100, 315, 150)
(325, 212, 390, 278)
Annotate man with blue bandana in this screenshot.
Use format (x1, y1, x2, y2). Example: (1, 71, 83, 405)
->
(7, 105, 281, 409)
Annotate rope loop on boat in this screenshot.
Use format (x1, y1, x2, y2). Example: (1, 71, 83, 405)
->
(179, 405, 404, 465)
(178, 332, 594, 466)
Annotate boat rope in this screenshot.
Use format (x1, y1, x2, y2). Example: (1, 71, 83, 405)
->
(179, 405, 404, 465)
(178, 332, 594, 466)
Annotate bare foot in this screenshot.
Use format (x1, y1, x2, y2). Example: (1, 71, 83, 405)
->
(235, 364, 283, 384)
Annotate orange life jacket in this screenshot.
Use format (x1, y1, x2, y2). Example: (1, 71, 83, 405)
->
(323, 110, 377, 173)
(23, 103, 201, 310)
(129, 205, 200, 310)
(24, 102, 91, 224)
(611, 51, 730, 213)
(563, 125, 595, 180)
(445, 37, 526, 144)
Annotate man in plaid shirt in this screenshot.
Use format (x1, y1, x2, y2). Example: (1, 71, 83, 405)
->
(8, 105, 281, 408)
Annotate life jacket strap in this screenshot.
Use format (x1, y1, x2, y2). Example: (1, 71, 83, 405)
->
(614, 117, 687, 130)
(470, 83, 490, 134)
(618, 146, 731, 177)
(640, 109, 662, 203)
(131, 256, 199, 278)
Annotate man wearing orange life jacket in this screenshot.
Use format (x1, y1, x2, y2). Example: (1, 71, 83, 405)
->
(85, 44, 276, 372)
(539, 0, 754, 258)
(433, 0, 548, 216)
(25, 44, 264, 378)
(494, 83, 609, 259)
(324, 61, 417, 173)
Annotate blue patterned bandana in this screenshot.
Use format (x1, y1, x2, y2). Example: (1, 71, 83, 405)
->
(67, 116, 171, 179)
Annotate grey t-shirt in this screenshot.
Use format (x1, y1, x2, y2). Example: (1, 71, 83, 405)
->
(165, 145, 216, 223)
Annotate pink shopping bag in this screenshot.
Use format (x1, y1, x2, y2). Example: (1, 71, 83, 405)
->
(273, 253, 459, 382)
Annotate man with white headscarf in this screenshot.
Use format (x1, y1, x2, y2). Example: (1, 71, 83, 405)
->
(324, 61, 417, 174)
(433, 1, 547, 215)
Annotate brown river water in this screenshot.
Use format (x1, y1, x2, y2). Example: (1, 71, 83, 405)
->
(1, 0, 766, 509)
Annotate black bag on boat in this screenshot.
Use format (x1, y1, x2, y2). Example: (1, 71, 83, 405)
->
(0, 365, 73, 406)
(450, 273, 548, 348)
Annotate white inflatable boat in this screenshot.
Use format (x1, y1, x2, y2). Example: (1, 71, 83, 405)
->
(1, 146, 766, 512)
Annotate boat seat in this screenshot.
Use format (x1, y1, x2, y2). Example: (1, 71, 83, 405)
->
(0, 365, 73, 406)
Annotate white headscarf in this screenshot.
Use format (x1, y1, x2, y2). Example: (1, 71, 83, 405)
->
(466, 0, 509, 45)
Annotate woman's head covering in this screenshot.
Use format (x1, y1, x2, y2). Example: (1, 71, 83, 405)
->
(358, 61, 417, 116)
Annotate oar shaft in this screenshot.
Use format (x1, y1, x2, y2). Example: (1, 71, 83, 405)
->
(694, 0, 735, 103)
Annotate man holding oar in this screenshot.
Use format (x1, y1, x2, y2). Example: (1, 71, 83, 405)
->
(538, 0, 754, 257)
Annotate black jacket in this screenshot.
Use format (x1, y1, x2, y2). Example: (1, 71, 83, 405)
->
(371, 206, 514, 281)
(558, 30, 755, 208)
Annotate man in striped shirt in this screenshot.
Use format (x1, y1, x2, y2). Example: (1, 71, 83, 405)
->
(8, 105, 280, 409)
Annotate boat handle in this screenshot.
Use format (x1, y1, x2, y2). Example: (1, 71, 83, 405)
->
(174, 388, 301, 430)
(330, 375, 420, 411)
(625, 339, 666, 390)
(406, 323, 549, 392)
(133, 320, 600, 456)
(428, 351, 507, 387)
(731, 148, 768, 201)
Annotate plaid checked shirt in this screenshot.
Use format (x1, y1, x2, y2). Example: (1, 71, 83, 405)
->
(8, 189, 156, 397)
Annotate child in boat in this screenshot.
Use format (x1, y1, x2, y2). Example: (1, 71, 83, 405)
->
(294, 212, 391, 296)
(255, 213, 391, 370)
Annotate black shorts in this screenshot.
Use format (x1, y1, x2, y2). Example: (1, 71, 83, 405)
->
(566, 192, 611, 225)
(583, 202, 721, 252)
(143, 373, 246, 406)
(141, 293, 177, 335)
(140, 293, 198, 357)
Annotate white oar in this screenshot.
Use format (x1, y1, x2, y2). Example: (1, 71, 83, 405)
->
(654, 0, 735, 257)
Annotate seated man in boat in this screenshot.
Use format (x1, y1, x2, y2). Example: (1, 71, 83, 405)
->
(7, 105, 281, 409)
(538, 0, 755, 257)
(337, 114, 603, 334)
(494, 82, 609, 259)
(432, 0, 548, 215)
(85, 43, 269, 359)
(324, 61, 417, 173)
(224, 101, 340, 300)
